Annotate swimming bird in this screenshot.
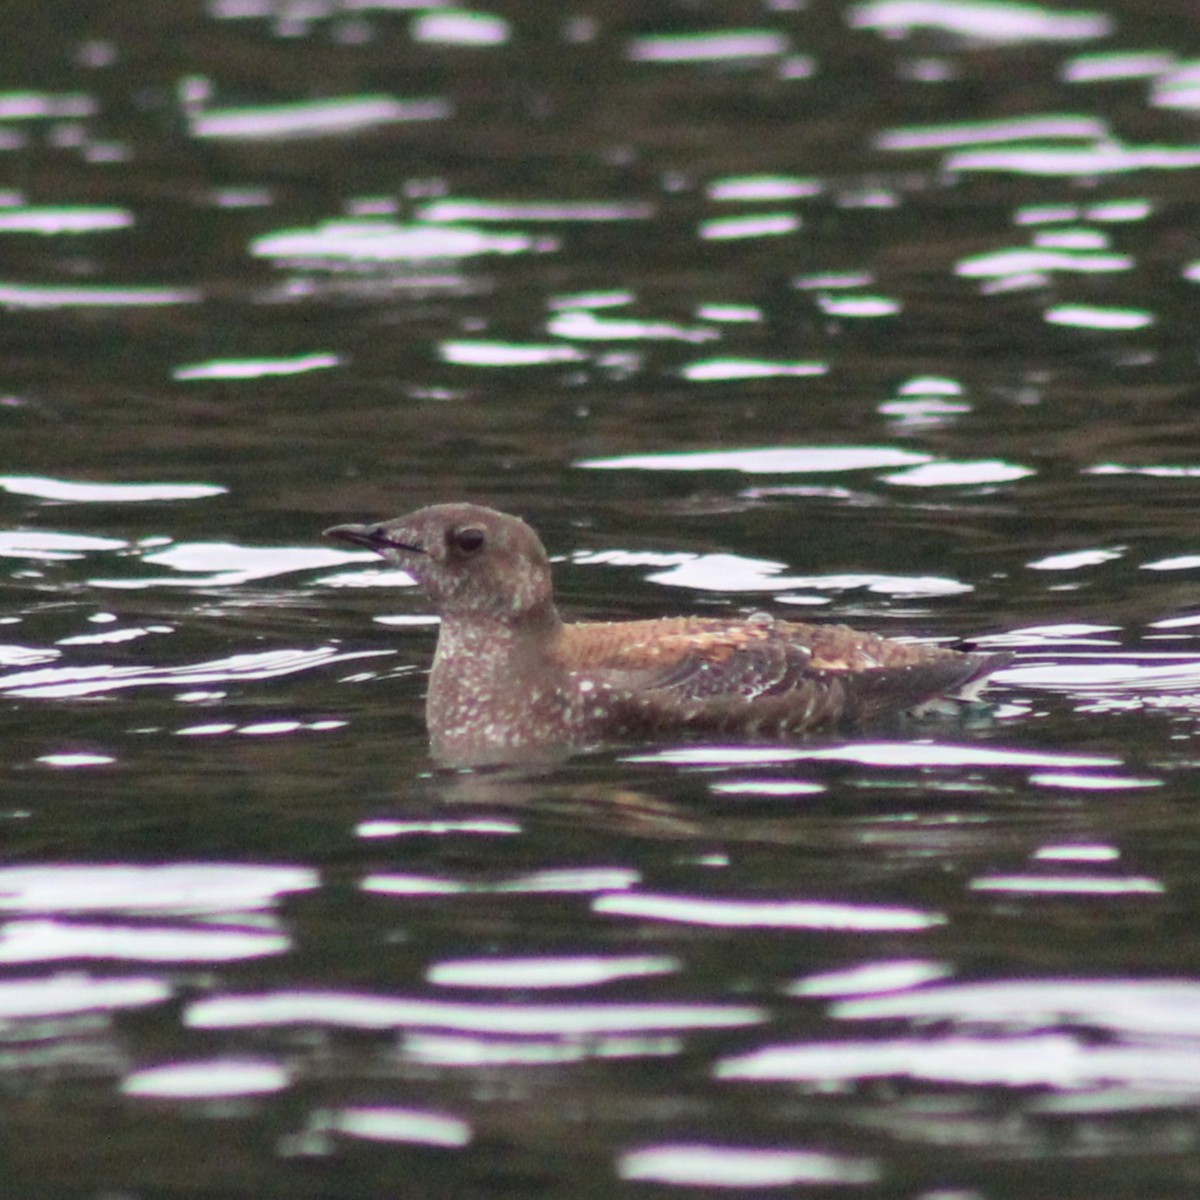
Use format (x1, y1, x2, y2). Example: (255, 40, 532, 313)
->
(325, 503, 1010, 766)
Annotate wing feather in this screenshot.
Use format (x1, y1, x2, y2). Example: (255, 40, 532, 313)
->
(556, 617, 1010, 736)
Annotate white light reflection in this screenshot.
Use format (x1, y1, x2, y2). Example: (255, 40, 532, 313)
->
(0, 476, 225, 502)
(0, 531, 127, 560)
(356, 818, 521, 839)
(1090, 462, 1200, 479)
(695, 304, 763, 323)
(619, 1144, 880, 1187)
(191, 96, 450, 139)
(364, 866, 639, 896)
(879, 397, 970, 426)
(36, 753, 115, 768)
(427, 954, 679, 989)
(59, 624, 172, 647)
(833, 979, 1200, 1038)
(0, 206, 134, 234)
(883, 459, 1033, 486)
(1144, 556, 1200, 571)
(1151, 613, 1200, 630)
(680, 358, 828, 381)
(548, 310, 717, 343)
(0, 282, 201, 309)
(578, 446, 929, 473)
(644, 554, 817, 593)
(1032, 227, 1110, 250)
(793, 271, 874, 290)
(999, 656, 1200, 707)
(412, 10, 508, 45)
(643, 555, 972, 598)
(816, 294, 900, 317)
(359, 874, 463, 896)
(957, 248, 1132, 277)
(439, 340, 587, 367)
(94, 542, 361, 588)
(1028, 547, 1124, 570)
(0, 864, 317, 914)
(0, 91, 96, 119)
(419, 199, 652, 223)
(970, 874, 1164, 895)
(627, 743, 1115, 770)
(186, 991, 765, 1034)
(593, 892, 942, 932)
(850, 0, 1112, 43)
(699, 213, 801, 240)
(1152, 64, 1200, 112)
(628, 30, 789, 63)
(1015, 203, 1082, 225)
(1035, 844, 1119, 862)
(0, 973, 170, 1020)
(319, 567, 418, 589)
(172, 353, 341, 381)
(122, 1058, 289, 1099)
(251, 220, 549, 263)
(548, 289, 634, 310)
(1029, 772, 1160, 791)
(711, 780, 824, 797)
(972, 622, 1119, 648)
(947, 143, 1200, 176)
(0, 646, 58, 667)
(1064, 51, 1176, 83)
(0, 647, 383, 699)
(789, 959, 953, 997)
(402, 1031, 682, 1066)
(717, 1032, 1200, 1089)
(707, 176, 822, 202)
(626, 746, 809, 766)
(334, 1106, 472, 1147)
(1045, 305, 1154, 330)
(239, 720, 304, 737)
(1088, 199, 1153, 222)
(878, 114, 1108, 151)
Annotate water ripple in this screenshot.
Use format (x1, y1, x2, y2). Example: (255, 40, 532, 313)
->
(833, 979, 1200, 1038)
(619, 1144, 880, 1188)
(426, 954, 680, 990)
(0, 919, 290, 963)
(0, 863, 317, 914)
(186, 991, 765, 1035)
(850, 0, 1112, 43)
(0, 973, 170, 1020)
(252, 219, 553, 265)
(332, 1106, 472, 1148)
(0, 646, 383, 698)
(593, 892, 943, 932)
(122, 1058, 290, 1099)
(717, 1032, 1200, 1090)
(190, 95, 450, 140)
(1, 476, 225, 502)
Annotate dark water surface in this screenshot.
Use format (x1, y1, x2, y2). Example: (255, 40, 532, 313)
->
(5, 0, 1200, 1194)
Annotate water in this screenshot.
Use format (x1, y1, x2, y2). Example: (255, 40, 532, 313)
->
(5, 0, 1200, 1192)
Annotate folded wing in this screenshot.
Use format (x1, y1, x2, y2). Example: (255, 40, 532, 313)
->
(560, 617, 1009, 735)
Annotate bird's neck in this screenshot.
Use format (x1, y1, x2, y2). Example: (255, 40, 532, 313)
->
(433, 601, 563, 665)
(426, 603, 568, 750)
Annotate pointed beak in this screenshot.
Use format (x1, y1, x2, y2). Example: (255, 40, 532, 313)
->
(324, 522, 425, 557)
(323, 523, 382, 550)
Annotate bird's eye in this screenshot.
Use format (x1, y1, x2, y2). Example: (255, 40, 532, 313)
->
(449, 526, 486, 555)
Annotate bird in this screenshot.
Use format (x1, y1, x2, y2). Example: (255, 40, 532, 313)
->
(324, 503, 1011, 766)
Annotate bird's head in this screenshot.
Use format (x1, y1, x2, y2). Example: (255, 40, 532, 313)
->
(325, 503, 557, 624)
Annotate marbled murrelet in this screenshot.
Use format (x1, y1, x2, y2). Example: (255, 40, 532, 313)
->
(325, 503, 1011, 766)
